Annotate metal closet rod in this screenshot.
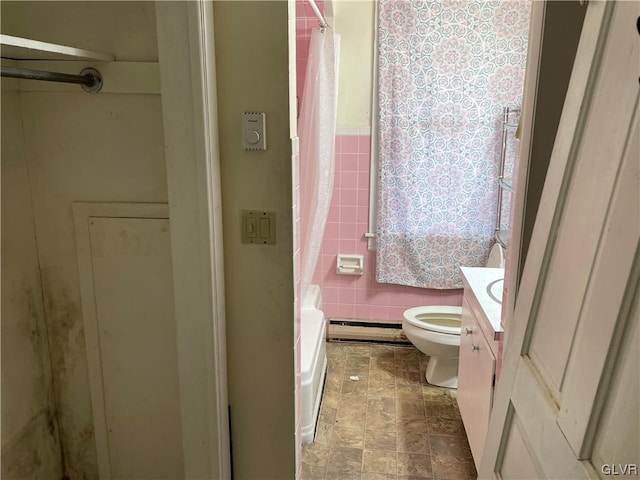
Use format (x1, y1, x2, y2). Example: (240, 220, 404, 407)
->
(0, 65, 102, 91)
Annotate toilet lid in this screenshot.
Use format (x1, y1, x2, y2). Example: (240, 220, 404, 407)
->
(403, 307, 462, 335)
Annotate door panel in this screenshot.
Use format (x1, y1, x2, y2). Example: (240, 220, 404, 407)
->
(591, 295, 639, 478)
(74, 203, 185, 479)
(500, 414, 544, 480)
(556, 111, 639, 455)
(527, 0, 640, 400)
(90, 217, 184, 479)
(507, 359, 589, 479)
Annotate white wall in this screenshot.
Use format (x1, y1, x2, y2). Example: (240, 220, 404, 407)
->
(1, 86, 63, 479)
(1, 2, 165, 477)
(213, 2, 296, 478)
(333, 0, 375, 127)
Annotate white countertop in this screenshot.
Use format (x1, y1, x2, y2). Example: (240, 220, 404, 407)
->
(460, 267, 504, 336)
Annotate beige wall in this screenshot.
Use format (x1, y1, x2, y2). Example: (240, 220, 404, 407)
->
(1, 88, 63, 479)
(334, 0, 375, 127)
(1, 1, 158, 61)
(518, 1, 586, 279)
(213, 2, 296, 478)
(1, 2, 165, 477)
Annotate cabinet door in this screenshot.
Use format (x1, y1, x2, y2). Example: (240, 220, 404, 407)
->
(457, 297, 496, 468)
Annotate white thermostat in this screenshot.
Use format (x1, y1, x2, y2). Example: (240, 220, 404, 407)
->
(242, 112, 267, 151)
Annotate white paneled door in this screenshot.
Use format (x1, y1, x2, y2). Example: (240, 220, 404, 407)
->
(481, 2, 639, 479)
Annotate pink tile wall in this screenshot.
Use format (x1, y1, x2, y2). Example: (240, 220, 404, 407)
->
(312, 134, 463, 322)
(296, 0, 324, 104)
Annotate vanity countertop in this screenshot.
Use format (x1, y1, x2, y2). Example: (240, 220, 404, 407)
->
(460, 267, 504, 339)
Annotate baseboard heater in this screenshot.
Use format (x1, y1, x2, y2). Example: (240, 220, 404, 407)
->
(328, 318, 410, 343)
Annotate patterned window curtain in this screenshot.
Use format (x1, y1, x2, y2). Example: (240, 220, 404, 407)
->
(375, 0, 530, 289)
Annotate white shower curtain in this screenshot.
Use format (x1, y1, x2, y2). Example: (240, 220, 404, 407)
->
(299, 28, 340, 302)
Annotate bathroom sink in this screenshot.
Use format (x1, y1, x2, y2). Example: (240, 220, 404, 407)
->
(486, 278, 504, 305)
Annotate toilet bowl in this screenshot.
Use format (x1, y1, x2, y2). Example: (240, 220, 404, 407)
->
(402, 243, 504, 388)
(402, 306, 463, 388)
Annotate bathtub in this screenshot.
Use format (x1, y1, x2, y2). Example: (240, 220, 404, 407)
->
(301, 285, 327, 443)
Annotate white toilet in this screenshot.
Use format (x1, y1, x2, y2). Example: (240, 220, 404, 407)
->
(402, 243, 505, 388)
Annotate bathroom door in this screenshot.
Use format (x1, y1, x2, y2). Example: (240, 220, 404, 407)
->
(480, 2, 639, 479)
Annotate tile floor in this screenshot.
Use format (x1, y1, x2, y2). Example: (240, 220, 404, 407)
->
(301, 342, 477, 480)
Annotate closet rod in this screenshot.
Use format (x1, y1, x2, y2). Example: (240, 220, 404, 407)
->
(1, 66, 102, 92)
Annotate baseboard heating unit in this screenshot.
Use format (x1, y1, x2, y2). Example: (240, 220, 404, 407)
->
(328, 318, 410, 343)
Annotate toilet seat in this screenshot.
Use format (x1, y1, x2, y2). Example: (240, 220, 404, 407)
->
(403, 306, 462, 335)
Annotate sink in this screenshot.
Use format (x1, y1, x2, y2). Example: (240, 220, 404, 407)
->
(460, 266, 505, 339)
(486, 278, 504, 305)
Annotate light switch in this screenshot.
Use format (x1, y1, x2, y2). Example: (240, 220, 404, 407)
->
(242, 112, 267, 151)
(241, 210, 276, 245)
(246, 217, 257, 238)
(259, 218, 270, 239)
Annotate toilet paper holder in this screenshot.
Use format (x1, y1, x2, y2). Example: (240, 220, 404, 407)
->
(336, 254, 364, 275)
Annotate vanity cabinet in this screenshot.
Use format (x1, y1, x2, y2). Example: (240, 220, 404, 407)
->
(457, 267, 504, 469)
(458, 298, 496, 467)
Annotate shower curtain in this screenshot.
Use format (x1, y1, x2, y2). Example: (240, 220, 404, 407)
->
(299, 28, 340, 301)
(375, 0, 530, 289)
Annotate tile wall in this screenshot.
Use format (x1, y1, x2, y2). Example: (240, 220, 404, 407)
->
(296, 0, 325, 102)
(312, 133, 463, 322)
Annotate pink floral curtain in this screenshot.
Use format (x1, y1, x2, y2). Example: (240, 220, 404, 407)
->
(375, 0, 530, 289)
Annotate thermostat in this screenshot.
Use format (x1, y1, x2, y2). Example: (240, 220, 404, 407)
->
(242, 112, 266, 151)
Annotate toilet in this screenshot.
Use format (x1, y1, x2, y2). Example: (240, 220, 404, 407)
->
(402, 243, 505, 388)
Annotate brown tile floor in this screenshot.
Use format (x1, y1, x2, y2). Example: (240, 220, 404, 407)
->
(302, 342, 477, 480)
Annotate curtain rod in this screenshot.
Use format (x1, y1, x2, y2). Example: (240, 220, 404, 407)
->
(307, 0, 329, 29)
(0, 66, 103, 93)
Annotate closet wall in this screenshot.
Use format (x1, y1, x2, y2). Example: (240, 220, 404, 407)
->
(1, 81, 63, 479)
(1, 2, 167, 477)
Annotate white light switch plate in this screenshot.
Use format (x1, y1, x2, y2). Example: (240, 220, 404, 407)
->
(241, 210, 276, 245)
(242, 112, 266, 151)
